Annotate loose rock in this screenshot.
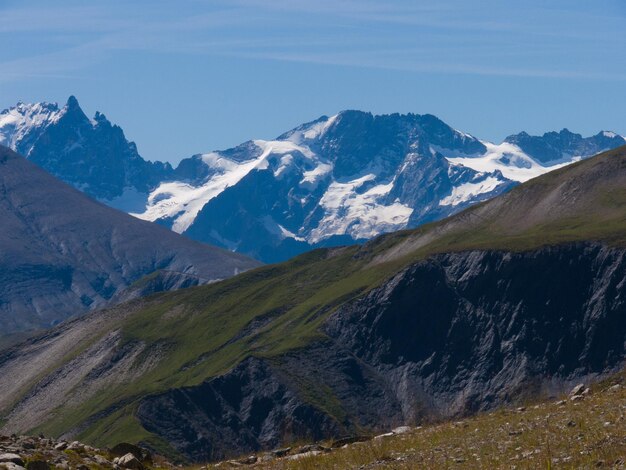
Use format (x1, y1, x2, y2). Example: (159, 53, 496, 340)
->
(53, 442, 67, 451)
(569, 384, 585, 397)
(271, 448, 291, 458)
(0, 463, 26, 470)
(287, 450, 323, 460)
(114, 453, 143, 470)
(392, 426, 412, 435)
(0, 454, 24, 466)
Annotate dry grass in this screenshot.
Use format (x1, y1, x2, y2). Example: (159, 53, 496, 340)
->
(206, 373, 626, 469)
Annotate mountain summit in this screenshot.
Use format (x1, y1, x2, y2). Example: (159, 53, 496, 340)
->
(2, 98, 624, 262)
(0, 97, 173, 203)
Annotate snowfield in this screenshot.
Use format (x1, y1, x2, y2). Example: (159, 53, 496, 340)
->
(447, 142, 580, 183)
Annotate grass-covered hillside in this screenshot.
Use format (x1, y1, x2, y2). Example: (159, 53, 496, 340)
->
(1, 145, 625, 461)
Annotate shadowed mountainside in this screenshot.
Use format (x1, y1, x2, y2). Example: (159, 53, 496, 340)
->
(0, 145, 259, 334)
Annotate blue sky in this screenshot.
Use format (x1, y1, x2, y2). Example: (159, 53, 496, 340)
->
(1, 0, 624, 164)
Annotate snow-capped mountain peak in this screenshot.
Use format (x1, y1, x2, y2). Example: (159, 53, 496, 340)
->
(0, 100, 64, 156)
(2, 97, 624, 263)
(0, 97, 173, 202)
(282, 114, 339, 144)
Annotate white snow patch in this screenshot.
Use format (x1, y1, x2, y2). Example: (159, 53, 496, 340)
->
(303, 114, 338, 140)
(287, 114, 338, 144)
(254, 139, 315, 159)
(300, 162, 333, 189)
(0, 102, 63, 155)
(201, 152, 243, 171)
(446, 142, 575, 182)
(274, 154, 295, 178)
(439, 176, 502, 206)
(261, 216, 305, 242)
(308, 174, 413, 243)
(135, 139, 321, 233)
(134, 152, 269, 232)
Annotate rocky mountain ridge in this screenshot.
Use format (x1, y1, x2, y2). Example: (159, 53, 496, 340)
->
(2, 98, 623, 262)
(0, 97, 172, 203)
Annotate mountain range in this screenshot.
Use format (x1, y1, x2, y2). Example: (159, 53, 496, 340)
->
(0, 145, 258, 335)
(1, 145, 624, 462)
(2, 97, 624, 262)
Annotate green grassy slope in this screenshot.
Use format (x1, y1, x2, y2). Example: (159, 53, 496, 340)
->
(4, 145, 626, 456)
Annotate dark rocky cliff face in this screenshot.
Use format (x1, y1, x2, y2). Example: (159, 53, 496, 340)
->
(135, 243, 626, 462)
(137, 357, 342, 462)
(325, 244, 625, 413)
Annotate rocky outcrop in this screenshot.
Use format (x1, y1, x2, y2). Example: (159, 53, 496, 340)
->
(136, 357, 343, 462)
(133, 243, 625, 461)
(0, 435, 157, 470)
(325, 243, 626, 416)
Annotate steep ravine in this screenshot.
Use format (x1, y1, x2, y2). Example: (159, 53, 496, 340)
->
(134, 242, 626, 462)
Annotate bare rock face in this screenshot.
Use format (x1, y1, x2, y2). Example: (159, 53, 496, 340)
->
(324, 244, 626, 416)
(134, 243, 625, 462)
(0, 145, 259, 334)
(136, 357, 342, 462)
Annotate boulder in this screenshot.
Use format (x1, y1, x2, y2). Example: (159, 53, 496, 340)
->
(331, 436, 368, 448)
(569, 384, 585, 396)
(18, 441, 35, 450)
(271, 448, 291, 458)
(66, 441, 83, 452)
(110, 443, 151, 463)
(114, 453, 143, 470)
(53, 442, 67, 451)
(0, 463, 26, 470)
(0, 455, 24, 466)
(92, 455, 111, 466)
(236, 456, 257, 465)
(295, 444, 329, 454)
(392, 426, 412, 435)
(287, 450, 323, 460)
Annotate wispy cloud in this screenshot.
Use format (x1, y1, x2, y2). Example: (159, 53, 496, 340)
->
(0, 0, 624, 83)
